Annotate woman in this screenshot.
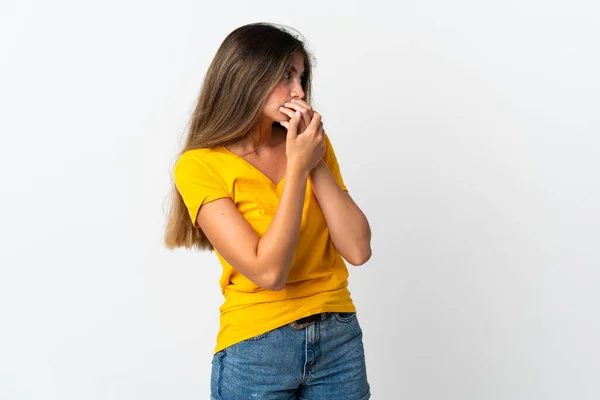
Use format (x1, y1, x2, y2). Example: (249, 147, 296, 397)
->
(164, 22, 372, 399)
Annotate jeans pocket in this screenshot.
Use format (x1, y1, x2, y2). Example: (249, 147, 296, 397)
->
(210, 350, 225, 399)
(333, 311, 357, 323)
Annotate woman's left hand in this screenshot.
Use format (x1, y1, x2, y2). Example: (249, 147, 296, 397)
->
(281, 99, 315, 134)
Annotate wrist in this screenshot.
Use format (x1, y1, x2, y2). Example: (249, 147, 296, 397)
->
(310, 159, 327, 177)
(309, 160, 329, 181)
(287, 161, 311, 181)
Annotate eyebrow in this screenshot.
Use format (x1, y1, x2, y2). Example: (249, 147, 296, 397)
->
(289, 66, 305, 75)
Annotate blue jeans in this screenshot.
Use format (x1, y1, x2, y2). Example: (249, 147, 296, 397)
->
(210, 312, 370, 399)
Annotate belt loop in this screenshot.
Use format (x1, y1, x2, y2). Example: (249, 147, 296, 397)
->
(320, 312, 327, 320)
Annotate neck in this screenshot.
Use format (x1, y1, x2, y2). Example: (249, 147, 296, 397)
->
(238, 118, 280, 153)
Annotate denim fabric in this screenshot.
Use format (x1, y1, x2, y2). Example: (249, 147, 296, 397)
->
(210, 312, 370, 399)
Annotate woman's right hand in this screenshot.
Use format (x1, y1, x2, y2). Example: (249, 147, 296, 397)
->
(280, 110, 325, 174)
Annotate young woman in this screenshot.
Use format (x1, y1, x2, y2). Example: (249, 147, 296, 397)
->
(164, 22, 372, 399)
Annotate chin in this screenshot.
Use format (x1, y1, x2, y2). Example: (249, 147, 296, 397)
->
(267, 112, 285, 122)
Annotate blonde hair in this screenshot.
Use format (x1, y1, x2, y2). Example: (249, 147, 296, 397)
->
(164, 22, 314, 250)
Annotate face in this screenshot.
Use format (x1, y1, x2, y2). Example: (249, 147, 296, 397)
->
(262, 52, 306, 123)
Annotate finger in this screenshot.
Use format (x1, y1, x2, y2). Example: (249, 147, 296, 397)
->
(291, 99, 313, 115)
(284, 102, 311, 127)
(281, 105, 310, 129)
(298, 121, 307, 135)
(281, 109, 301, 126)
(279, 119, 306, 132)
(285, 110, 301, 139)
(307, 111, 322, 132)
(287, 100, 312, 114)
(290, 110, 301, 127)
(315, 121, 324, 137)
(279, 106, 296, 119)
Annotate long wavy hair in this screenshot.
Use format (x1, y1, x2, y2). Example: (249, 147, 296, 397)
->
(164, 22, 314, 250)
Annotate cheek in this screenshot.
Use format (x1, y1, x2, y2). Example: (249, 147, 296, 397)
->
(269, 85, 287, 101)
(266, 96, 284, 110)
(262, 84, 288, 116)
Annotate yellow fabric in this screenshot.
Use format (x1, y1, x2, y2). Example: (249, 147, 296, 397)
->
(173, 132, 356, 354)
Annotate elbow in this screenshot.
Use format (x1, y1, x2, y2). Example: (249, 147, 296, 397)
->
(264, 281, 286, 291)
(260, 271, 288, 291)
(268, 281, 287, 291)
(346, 246, 372, 266)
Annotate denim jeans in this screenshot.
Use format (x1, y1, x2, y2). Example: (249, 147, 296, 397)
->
(210, 312, 370, 399)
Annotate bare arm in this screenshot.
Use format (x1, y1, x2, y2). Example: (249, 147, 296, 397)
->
(196, 162, 308, 291)
(275, 99, 371, 265)
(195, 111, 324, 291)
(309, 160, 372, 265)
(255, 164, 310, 288)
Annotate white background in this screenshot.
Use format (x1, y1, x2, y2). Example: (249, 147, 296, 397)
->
(1, 1, 599, 399)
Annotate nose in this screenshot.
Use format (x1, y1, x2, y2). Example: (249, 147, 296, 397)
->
(291, 79, 305, 100)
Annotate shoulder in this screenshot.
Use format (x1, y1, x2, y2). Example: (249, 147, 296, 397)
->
(175, 147, 224, 170)
(177, 147, 217, 163)
(174, 147, 228, 184)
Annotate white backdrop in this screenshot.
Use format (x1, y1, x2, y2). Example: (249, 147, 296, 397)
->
(1, 1, 599, 399)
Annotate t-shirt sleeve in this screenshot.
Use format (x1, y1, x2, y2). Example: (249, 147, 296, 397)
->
(173, 152, 231, 228)
(322, 132, 348, 191)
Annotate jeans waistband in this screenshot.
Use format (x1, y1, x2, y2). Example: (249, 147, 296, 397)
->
(289, 312, 330, 330)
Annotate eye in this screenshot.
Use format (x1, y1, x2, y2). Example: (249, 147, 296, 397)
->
(283, 71, 291, 80)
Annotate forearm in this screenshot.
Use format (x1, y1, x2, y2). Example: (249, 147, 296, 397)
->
(309, 160, 372, 265)
(257, 162, 309, 289)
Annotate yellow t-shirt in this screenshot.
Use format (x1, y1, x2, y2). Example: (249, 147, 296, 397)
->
(173, 132, 356, 354)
